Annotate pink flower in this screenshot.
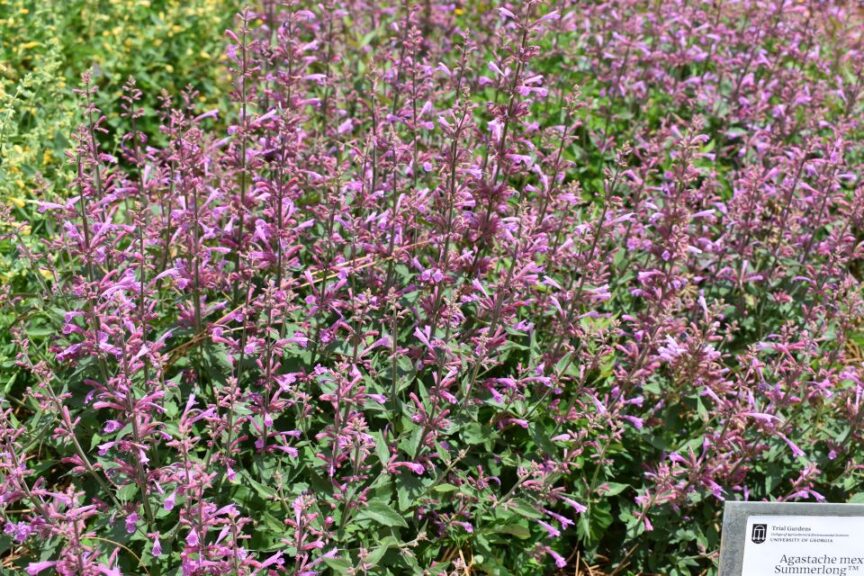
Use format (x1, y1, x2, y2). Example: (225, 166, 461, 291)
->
(388, 461, 425, 475)
(125, 512, 138, 534)
(186, 529, 199, 547)
(26, 562, 57, 575)
(547, 548, 567, 569)
(537, 520, 561, 538)
(561, 498, 587, 514)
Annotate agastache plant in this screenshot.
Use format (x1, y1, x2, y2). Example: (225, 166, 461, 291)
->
(3, 1, 864, 574)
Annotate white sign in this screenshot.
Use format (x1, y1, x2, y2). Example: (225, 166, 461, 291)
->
(742, 515, 864, 575)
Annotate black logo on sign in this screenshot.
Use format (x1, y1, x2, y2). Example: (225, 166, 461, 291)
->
(751, 524, 767, 544)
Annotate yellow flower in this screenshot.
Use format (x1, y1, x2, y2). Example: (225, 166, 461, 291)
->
(8, 196, 26, 208)
(39, 268, 53, 281)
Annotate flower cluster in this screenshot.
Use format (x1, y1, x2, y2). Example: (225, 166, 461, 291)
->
(3, 1, 864, 574)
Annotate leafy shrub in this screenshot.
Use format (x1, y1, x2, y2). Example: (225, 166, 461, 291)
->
(3, 1, 864, 575)
(0, 0, 239, 449)
(0, 0, 238, 284)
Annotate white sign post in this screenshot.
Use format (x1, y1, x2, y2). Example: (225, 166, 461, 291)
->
(719, 502, 864, 575)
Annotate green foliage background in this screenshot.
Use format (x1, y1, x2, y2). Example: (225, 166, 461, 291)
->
(0, 0, 239, 461)
(0, 0, 238, 278)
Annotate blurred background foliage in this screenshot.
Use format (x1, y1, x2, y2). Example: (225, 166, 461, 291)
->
(0, 0, 238, 276)
(0, 0, 238, 393)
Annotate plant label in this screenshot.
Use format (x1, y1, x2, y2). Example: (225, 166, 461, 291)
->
(719, 502, 864, 575)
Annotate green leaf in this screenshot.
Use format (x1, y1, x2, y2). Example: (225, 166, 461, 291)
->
(323, 556, 352, 575)
(401, 425, 424, 459)
(364, 548, 388, 567)
(529, 423, 556, 455)
(600, 482, 629, 497)
(578, 501, 614, 544)
(431, 483, 459, 494)
(510, 499, 542, 520)
(241, 470, 276, 499)
(372, 430, 390, 467)
(262, 512, 284, 533)
(357, 501, 408, 528)
(116, 483, 139, 502)
(493, 523, 532, 539)
(463, 422, 494, 446)
(396, 475, 424, 512)
(25, 325, 54, 338)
